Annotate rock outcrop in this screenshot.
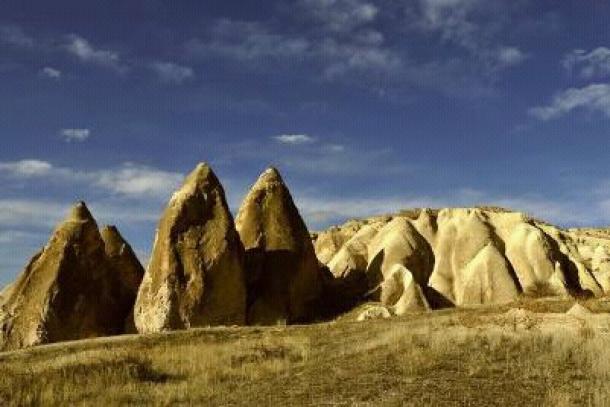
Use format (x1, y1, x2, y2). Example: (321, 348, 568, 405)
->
(315, 207, 595, 310)
(236, 168, 323, 325)
(0, 202, 143, 350)
(134, 163, 246, 333)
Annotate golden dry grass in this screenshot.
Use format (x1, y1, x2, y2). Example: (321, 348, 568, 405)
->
(2, 300, 610, 406)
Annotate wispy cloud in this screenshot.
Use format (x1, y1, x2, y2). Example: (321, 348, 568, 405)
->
(151, 61, 194, 84)
(94, 163, 184, 198)
(60, 128, 90, 142)
(564, 48, 610, 80)
(64, 35, 126, 73)
(298, 0, 379, 33)
(40, 66, 61, 80)
(0, 159, 53, 177)
(529, 83, 610, 121)
(0, 159, 183, 199)
(0, 25, 34, 48)
(296, 187, 604, 230)
(273, 134, 315, 145)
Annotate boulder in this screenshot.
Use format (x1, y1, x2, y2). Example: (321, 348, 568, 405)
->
(381, 264, 429, 315)
(356, 305, 391, 321)
(0, 202, 142, 350)
(566, 302, 593, 318)
(236, 168, 323, 325)
(134, 163, 246, 333)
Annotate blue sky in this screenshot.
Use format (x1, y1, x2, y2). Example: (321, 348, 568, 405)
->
(1, 0, 610, 284)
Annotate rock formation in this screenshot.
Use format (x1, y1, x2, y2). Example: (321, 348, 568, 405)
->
(236, 168, 323, 325)
(134, 163, 246, 333)
(101, 226, 145, 333)
(0, 202, 143, 350)
(315, 207, 597, 310)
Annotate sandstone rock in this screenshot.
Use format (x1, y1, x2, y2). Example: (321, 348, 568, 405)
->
(356, 305, 391, 321)
(428, 209, 504, 305)
(366, 217, 434, 291)
(566, 302, 593, 318)
(134, 163, 246, 333)
(381, 264, 429, 315)
(236, 168, 322, 325)
(0, 202, 142, 350)
(318, 207, 598, 311)
(101, 226, 145, 333)
(459, 243, 519, 305)
(505, 223, 566, 296)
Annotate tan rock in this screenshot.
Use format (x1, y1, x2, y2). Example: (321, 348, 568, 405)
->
(101, 226, 145, 333)
(459, 243, 519, 305)
(134, 163, 246, 333)
(366, 217, 434, 291)
(0, 202, 142, 350)
(381, 264, 429, 315)
(428, 209, 502, 305)
(356, 304, 391, 321)
(236, 168, 322, 325)
(566, 302, 593, 318)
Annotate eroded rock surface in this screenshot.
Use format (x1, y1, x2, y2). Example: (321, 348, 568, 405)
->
(316, 207, 597, 310)
(134, 163, 246, 333)
(236, 168, 323, 325)
(0, 203, 143, 350)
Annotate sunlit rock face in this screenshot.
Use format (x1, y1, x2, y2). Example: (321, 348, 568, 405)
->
(236, 168, 323, 325)
(134, 163, 246, 333)
(0, 202, 144, 350)
(314, 207, 600, 309)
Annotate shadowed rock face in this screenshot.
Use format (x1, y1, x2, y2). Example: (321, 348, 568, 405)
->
(134, 163, 246, 333)
(236, 168, 323, 325)
(0, 203, 143, 351)
(101, 226, 145, 333)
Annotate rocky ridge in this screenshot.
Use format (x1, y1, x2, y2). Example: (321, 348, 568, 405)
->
(2, 163, 610, 350)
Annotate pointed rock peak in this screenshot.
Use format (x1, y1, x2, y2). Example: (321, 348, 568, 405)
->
(255, 166, 284, 186)
(68, 201, 95, 222)
(101, 225, 127, 252)
(183, 162, 220, 188)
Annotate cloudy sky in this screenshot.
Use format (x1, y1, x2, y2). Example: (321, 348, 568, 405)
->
(1, 0, 610, 284)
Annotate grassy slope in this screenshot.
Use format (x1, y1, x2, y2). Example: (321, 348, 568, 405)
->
(2, 299, 610, 406)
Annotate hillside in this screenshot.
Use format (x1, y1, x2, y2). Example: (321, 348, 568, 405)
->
(1, 298, 610, 406)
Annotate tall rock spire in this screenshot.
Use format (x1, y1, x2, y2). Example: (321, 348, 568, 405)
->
(134, 163, 246, 333)
(236, 167, 323, 324)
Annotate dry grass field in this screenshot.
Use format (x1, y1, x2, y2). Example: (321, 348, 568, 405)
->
(2, 299, 610, 406)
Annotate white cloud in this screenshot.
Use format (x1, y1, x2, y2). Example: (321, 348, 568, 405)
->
(323, 144, 346, 152)
(187, 19, 310, 61)
(496, 46, 526, 67)
(0, 159, 53, 177)
(564, 48, 610, 80)
(40, 66, 61, 79)
(0, 159, 183, 199)
(299, 0, 378, 32)
(60, 128, 90, 142)
(529, 83, 610, 121)
(64, 35, 126, 72)
(0, 25, 34, 48)
(296, 187, 598, 230)
(94, 163, 184, 198)
(0, 199, 161, 230)
(273, 134, 316, 145)
(151, 62, 194, 84)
